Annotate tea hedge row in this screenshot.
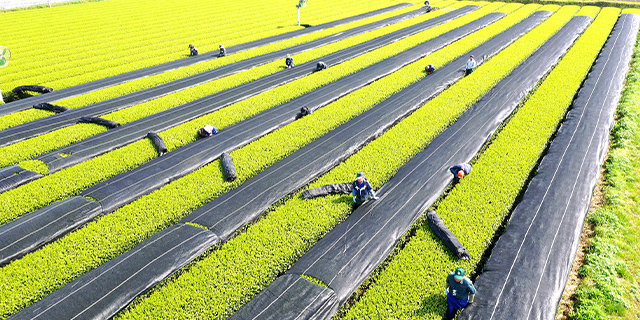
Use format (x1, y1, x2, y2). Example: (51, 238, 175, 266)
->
(342, 7, 618, 320)
(0, 1, 489, 225)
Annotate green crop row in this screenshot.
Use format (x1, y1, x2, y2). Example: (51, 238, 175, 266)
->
(0, 1, 457, 167)
(342, 7, 618, 320)
(0, 1, 489, 225)
(0, 0, 412, 95)
(0, 2, 427, 131)
(116, 5, 587, 319)
(0, 3, 535, 318)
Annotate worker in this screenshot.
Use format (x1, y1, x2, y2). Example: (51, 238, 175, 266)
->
(295, 106, 312, 119)
(286, 54, 295, 69)
(465, 55, 476, 76)
(450, 163, 472, 179)
(424, 0, 436, 13)
(197, 124, 219, 137)
(425, 64, 436, 75)
(445, 267, 477, 320)
(218, 44, 227, 57)
(189, 44, 198, 56)
(352, 172, 377, 207)
(316, 61, 327, 71)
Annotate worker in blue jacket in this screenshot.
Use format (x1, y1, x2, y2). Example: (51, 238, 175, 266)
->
(219, 44, 227, 57)
(286, 54, 295, 68)
(352, 172, 377, 206)
(450, 163, 472, 179)
(445, 267, 477, 320)
(189, 44, 198, 56)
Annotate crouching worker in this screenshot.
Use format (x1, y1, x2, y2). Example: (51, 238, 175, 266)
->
(465, 55, 476, 76)
(445, 267, 476, 320)
(424, 0, 436, 13)
(286, 54, 295, 68)
(295, 106, 312, 120)
(450, 162, 472, 179)
(189, 44, 198, 56)
(197, 124, 218, 137)
(352, 172, 377, 207)
(218, 44, 227, 57)
(316, 61, 327, 71)
(425, 64, 435, 75)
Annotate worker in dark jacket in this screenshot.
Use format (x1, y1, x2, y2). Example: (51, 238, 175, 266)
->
(218, 44, 227, 57)
(286, 54, 295, 68)
(425, 64, 435, 75)
(450, 163, 472, 179)
(295, 106, 312, 119)
(316, 61, 327, 71)
(424, 0, 436, 12)
(197, 124, 218, 137)
(352, 172, 377, 206)
(445, 267, 477, 320)
(189, 44, 198, 56)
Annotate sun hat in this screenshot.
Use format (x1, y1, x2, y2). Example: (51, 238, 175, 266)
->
(457, 170, 465, 178)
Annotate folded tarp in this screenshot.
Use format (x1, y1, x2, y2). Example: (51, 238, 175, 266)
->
(0, 3, 414, 117)
(427, 210, 470, 259)
(459, 13, 639, 320)
(230, 15, 590, 319)
(221, 152, 237, 181)
(18, 6, 480, 169)
(0, 5, 443, 147)
(0, 165, 42, 194)
(77, 116, 121, 128)
(7, 12, 519, 320)
(12, 85, 53, 94)
(10, 223, 219, 320)
(0, 10, 503, 265)
(0, 196, 102, 266)
(33, 102, 69, 113)
(301, 183, 352, 199)
(146, 132, 167, 156)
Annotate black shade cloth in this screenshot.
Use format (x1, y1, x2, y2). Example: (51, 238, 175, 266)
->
(230, 16, 589, 319)
(146, 132, 167, 156)
(32, 102, 70, 113)
(301, 183, 352, 199)
(427, 210, 470, 259)
(0, 5, 439, 147)
(78, 8, 495, 215)
(0, 196, 101, 267)
(24, 6, 481, 172)
(459, 14, 639, 320)
(0, 3, 413, 117)
(12, 85, 53, 94)
(0, 165, 43, 194)
(221, 152, 237, 181)
(9, 223, 219, 320)
(229, 275, 338, 320)
(77, 116, 121, 129)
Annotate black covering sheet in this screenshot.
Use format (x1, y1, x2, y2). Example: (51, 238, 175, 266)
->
(221, 152, 237, 181)
(10, 223, 219, 320)
(229, 275, 339, 320)
(77, 116, 121, 128)
(230, 16, 589, 319)
(146, 132, 167, 155)
(301, 183, 352, 199)
(12, 85, 53, 94)
(29, 6, 482, 173)
(459, 14, 639, 320)
(0, 3, 413, 117)
(1, 12, 552, 318)
(427, 210, 470, 259)
(0, 196, 101, 266)
(79, 9, 498, 215)
(0, 165, 42, 194)
(32, 102, 70, 113)
(0, 5, 444, 147)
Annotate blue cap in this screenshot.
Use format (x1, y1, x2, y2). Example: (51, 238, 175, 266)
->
(356, 172, 364, 179)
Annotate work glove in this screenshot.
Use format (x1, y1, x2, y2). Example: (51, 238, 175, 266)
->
(372, 196, 378, 200)
(469, 294, 475, 304)
(353, 196, 356, 203)
(444, 289, 449, 295)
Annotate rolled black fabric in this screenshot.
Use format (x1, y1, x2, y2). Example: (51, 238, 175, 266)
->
(427, 210, 470, 259)
(77, 116, 121, 129)
(13, 85, 53, 94)
(221, 152, 237, 181)
(301, 183, 352, 199)
(33, 102, 70, 113)
(146, 132, 168, 156)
